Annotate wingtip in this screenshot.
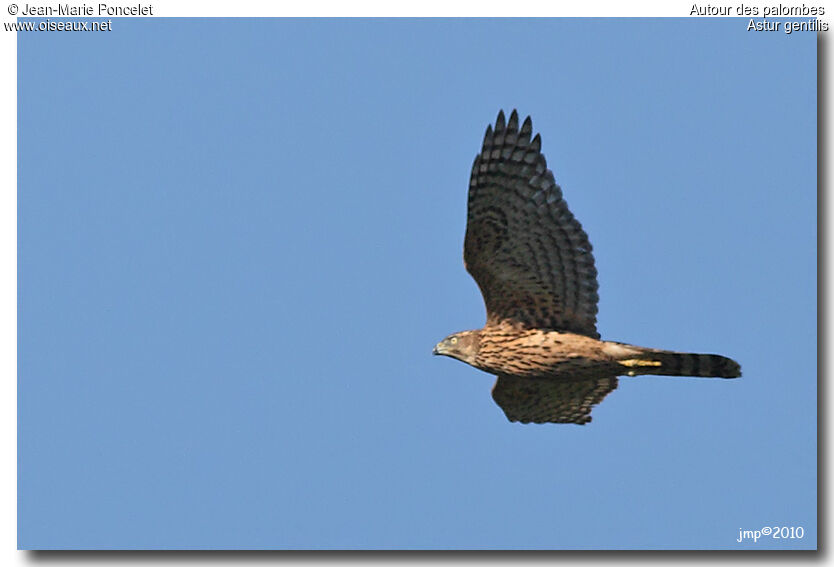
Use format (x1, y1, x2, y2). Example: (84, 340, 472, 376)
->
(531, 132, 542, 151)
(495, 109, 506, 131)
(520, 116, 533, 137)
(507, 109, 519, 132)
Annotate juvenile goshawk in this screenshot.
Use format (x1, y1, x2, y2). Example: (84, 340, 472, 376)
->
(433, 110, 741, 425)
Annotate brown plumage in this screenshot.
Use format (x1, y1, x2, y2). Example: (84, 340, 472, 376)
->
(433, 110, 741, 425)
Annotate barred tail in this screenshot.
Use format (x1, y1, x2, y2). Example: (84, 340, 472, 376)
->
(619, 350, 741, 379)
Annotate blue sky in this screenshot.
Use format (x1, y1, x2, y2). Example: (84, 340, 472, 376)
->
(18, 19, 816, 549)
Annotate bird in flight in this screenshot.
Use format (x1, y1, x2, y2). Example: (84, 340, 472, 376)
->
(433, 110, 741, 425)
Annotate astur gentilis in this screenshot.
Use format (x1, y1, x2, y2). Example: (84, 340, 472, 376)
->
(433, 110, 741, 425)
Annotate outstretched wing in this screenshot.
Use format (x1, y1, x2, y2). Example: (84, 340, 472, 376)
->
(491, 375, 618, 425)
(464, 110, 599, 338)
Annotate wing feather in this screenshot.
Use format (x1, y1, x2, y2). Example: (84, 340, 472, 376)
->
(491, 375, 618, 425)
(464, 110, 600, 337)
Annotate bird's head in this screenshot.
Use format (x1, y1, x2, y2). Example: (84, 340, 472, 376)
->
(433, 330, 481, 365)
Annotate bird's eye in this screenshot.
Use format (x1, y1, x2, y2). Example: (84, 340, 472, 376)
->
(450, 337, 458, 344)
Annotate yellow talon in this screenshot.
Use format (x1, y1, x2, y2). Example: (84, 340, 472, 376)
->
(621, 359, 662, 368)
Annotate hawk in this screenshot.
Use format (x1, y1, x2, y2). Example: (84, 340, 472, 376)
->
(433, 110, 741, 425)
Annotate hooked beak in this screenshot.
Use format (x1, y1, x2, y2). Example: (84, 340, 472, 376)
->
(432, 343, 443, 356)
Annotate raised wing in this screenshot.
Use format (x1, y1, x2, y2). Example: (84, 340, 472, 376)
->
(491, 375, 618, 425)
(464, 110, 599, 338)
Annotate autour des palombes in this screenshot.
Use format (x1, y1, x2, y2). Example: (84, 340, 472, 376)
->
(690, 3, 828, 32)
(20, 3, 153, 16)
(690, 3, 824, 16)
